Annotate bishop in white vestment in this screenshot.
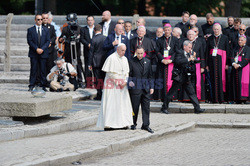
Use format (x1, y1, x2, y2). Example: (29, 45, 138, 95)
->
(96, 43, 133, 130)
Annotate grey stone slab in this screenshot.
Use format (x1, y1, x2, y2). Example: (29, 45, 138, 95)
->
(226, 105, 250, 114)
(0, 93, 72, 117)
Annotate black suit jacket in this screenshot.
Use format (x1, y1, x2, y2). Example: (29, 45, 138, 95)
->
(129, 57, 154, 95)
(43, 24, 56, 54)
(99, 20, 116, 36)
(27, 26, 50, 58)
(88, 33, 107, 68)
(80, 26, 95, 58)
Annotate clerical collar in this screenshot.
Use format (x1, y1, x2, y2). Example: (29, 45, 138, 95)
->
(214, 34, 221, 37)
(95, 32, 101, 35)
(182, 22, 187, 25)
(165, 35, 171, 39)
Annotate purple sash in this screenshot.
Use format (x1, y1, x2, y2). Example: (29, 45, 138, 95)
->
(210, 49, 227, 92)
(164, 56, 173, 92)
(238, 56, 250, 97)
(195, 57, 201, 100)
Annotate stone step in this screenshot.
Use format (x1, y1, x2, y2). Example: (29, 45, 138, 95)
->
(0, 64, 30, 71)
(0, 24, 31, 31)
(0, 30, 27, 38)
(0, 49, 28, 56)
(0, 55, 29, 64)
(0, 38, 28, 45)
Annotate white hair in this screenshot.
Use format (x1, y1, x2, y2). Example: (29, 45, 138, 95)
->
(183, 40, 192, 46)
(137, 25, 146, 32)
(48, 11, 53, 19)
(173, 27, 182, 35)
(187, 30, 195, 35)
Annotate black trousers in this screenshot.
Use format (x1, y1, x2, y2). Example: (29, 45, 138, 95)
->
(83, 57, 92, 83)
(162, 79, 200, 111)
(93, 67, 105, 98)
(130, 91, 151, 127)
(29, 56, 47, 87)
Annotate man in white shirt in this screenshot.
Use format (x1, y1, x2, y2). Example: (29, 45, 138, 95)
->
(99, 10, 116, 37)
(47, 57, 77, 92)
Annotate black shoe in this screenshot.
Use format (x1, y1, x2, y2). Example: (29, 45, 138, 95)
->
(56, 88, 63, 92)
(28, 86, 34, 91)
(194, 109, 205, 114)
(94, 97, 101, 101)
(131, 125, 136, 130)
(104, 127, 114, 131)
(42, 87, 48, 92)
(161, 109, 170, 114)
(141, 126, 154, 133)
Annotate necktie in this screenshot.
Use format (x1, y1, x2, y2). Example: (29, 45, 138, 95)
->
(38, 27, 41, 47)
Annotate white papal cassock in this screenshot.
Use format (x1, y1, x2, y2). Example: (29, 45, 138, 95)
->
(96, 51, 133, 129)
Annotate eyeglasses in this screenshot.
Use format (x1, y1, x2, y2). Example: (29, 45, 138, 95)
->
(37, 19, 43, 21)
(239, 29, 246, 31)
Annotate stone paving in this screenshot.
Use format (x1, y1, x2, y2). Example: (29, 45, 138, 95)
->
(0, 83, 250, 165)
(82, 128, 250, 166)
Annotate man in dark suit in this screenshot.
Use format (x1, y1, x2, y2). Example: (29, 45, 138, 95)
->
(99, 10, 116, 37)
(124, 21, 136, 40)
(128, 46, 154, 133)
(161, 40, 205, 114)
(80, 15, 95, 86)
(27, 14, 50, 91)
(175, 11, 190, 38)
(42, 12, 56, 77)
(88, 24, 107, 100)
(103, 24, 130, 59)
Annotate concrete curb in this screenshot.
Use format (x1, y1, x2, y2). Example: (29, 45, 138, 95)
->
(196, 122, 250, 128)
(16, 122, 196, 166)
(150, 103, 250, 114)
(0, 115, 98, 142)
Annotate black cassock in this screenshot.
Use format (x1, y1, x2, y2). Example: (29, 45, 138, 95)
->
(155, 35, 179, 100)
(206, 34, 230, 103)
(230, 45, 250, 101)
(179, 38, 206, 102)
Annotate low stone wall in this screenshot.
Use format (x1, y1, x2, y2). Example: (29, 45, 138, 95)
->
(0, 93, 72, 117)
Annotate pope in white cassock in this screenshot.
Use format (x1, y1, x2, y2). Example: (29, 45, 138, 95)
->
(96, 43, 133, 130)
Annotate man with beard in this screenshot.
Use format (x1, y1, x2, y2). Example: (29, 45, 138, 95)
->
(99, 10, 116, 37)
(206, 23, 230, 103)
(223, 16, 234, 39)
(155, 24, 179, 110)
(186, 14, 203, 38)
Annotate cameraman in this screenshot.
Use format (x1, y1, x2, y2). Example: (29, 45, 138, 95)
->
(58, 13, 84, 88)
(47, 57, 77, 92)
(161, 40, 205, 114)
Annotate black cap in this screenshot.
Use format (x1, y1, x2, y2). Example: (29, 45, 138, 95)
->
(162, 19, 170, 24)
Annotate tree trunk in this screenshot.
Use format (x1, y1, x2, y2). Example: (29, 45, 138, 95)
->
(44, 0, 57, 14)
(225, 0, 242, 17)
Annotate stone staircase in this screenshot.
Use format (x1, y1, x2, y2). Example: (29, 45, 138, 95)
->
(0, 15, 249, 84)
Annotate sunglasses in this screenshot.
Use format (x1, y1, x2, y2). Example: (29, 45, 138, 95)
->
(118, 22, 124, 24)
(43, 17, 48, 19)
(239, 29, 246, 31)
(37, 19, 43, 21)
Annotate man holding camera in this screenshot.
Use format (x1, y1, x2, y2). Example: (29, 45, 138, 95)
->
(59, 13, 84, 88)
(161, 40, 205, 114)
(47, 57, 77, 92)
